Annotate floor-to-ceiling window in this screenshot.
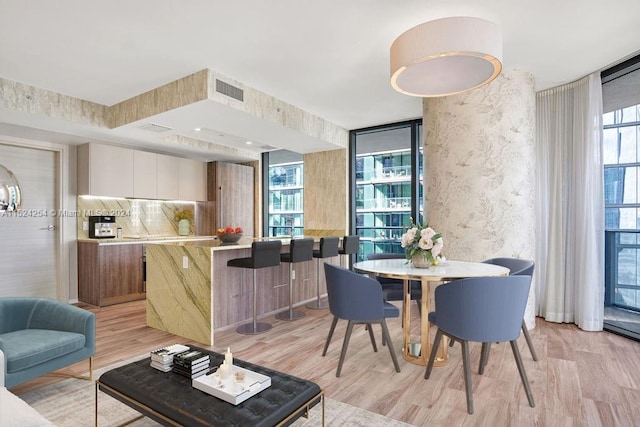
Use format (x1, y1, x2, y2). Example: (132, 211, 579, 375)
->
(602, 54, 640, 340)
(263, 150, 304, 237)
(350, 120, 423, 261)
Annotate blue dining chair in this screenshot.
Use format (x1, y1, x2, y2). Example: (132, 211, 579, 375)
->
(424, 275, 535, 414)
(322, 263, 401, 377)
(366, 253, 422, 315)
(480, 257, 537, 372)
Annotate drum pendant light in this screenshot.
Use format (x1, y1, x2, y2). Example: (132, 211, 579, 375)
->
(390, 16, 503, 97)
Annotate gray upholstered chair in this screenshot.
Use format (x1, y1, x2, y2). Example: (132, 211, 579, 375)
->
(322, 263, 401, 377)
(227, 240, 282, 334)
(424, 276, 535, 414)
(0, 297, 95, 388)
(480, 257, 537, 370)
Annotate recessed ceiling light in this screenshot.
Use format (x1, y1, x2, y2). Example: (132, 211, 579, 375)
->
(246, 141, 253, 145)
(194, 128, 201, 132)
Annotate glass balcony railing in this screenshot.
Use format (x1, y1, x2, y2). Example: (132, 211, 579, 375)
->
(356, 226, 404, 241)
(268, 226, 304, 238)
(377, 165, 411, 179)
(356, 197, 411, 210)
(605, 230, 640, 312)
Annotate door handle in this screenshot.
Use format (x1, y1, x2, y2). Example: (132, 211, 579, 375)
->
(40, 225, 56, 231)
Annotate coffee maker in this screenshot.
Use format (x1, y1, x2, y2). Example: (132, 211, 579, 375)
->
(88, 215, 116, 239)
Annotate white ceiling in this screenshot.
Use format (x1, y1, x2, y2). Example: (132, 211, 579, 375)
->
(0, 0, 639, 161)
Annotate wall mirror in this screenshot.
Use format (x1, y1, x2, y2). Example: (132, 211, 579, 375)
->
(0, 164, 22, 211)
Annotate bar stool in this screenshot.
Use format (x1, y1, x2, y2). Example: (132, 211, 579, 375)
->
(306, 236, 340, 310)
(227, 240, 282, 334)
(338, 235, 359, 268)
(276, 237, 314, 321)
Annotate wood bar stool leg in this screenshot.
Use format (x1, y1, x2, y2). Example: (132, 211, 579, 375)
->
(306, 258, 329, 310)
(237, 270, 272, 334)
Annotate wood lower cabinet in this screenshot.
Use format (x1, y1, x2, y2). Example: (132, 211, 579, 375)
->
(78, 242, 145, 307)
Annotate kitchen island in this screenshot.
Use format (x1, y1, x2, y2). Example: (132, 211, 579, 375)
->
(145, 237, 338, 345)
(77, 235, 217, 307)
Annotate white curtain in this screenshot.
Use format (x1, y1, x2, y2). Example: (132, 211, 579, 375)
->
(535, 73, 604, 331)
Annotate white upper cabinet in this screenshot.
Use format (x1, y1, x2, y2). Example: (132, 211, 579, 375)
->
(78, 143, 134, 197)
(178, 158, 207, 202)
(156, 154, 179, 200)
(78, 143, 206, 201)
(133, 151, 157, 199)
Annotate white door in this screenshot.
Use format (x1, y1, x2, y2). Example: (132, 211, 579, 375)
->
(0, 143, 58, 297)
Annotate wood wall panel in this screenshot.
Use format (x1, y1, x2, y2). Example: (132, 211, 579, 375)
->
(303, 149, 347, 234)
(208, 161, 255, 236)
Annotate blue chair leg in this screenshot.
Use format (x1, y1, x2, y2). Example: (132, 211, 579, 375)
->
(510, 340, 536, 408)
(322, 316, 339, 356)
(424, 328, 443, 379)
(479, 342, 491, 374)
(380, 319, 401, 373)
(521, 320, 538, 361)
(461, 340, 474, 415)
(336, 321, 355, 377)
(366, 323, 378, 352)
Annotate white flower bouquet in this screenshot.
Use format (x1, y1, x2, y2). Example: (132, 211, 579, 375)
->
(400, 219, 445, 266)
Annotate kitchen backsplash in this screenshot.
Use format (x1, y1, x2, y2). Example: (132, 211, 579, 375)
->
(77, 197, 201, 239)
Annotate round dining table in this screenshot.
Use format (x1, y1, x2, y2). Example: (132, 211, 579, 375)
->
(353, 258, 509, 366)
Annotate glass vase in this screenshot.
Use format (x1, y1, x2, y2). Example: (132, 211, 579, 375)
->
(178, 219, 190, 236)
(411, 253, 431, 268)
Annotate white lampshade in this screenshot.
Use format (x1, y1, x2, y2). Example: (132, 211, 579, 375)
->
(390, 17, 503, 97)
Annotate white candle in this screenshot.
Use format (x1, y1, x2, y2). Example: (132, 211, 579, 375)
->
(225, 347, 233, 367)
(219, 361, 230, 379)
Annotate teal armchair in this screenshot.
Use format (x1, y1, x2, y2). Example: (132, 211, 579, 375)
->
(0, 297, 95, 388)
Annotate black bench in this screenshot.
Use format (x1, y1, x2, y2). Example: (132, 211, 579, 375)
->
(96, 346, 323, 426)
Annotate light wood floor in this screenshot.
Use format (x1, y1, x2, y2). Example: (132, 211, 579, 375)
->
(12, 299, 640, 426)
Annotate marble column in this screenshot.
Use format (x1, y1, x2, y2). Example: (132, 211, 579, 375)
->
(423, 70, 537, 328)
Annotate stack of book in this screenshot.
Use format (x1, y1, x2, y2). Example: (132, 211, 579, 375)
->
(172, 349, 210, 379)
(149, 344, 190, 372)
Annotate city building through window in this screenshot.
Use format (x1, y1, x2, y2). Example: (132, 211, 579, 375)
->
(265, 150, 304, 237)
(602, 54, 640, 339)
(351, 120, 423, 261)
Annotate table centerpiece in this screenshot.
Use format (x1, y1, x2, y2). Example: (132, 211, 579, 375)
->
(400, 219, 444, 268)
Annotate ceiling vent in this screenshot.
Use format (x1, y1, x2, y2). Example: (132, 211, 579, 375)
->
(216, 79, 244, 102)
(138, 123, 173, 133)
(260, 144, 279, 151)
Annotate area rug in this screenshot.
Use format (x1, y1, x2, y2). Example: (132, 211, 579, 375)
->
(17, 358, 413, 426)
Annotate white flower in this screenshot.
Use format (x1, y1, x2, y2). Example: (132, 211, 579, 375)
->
(401, 227, 417, 248)
(432, 237, 444, 257)
(402, 220, 445, 266)
(421, 227, 436, 241)
(418, 237, 434, 250)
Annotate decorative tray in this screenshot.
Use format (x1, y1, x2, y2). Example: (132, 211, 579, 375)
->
(192, 365, 271, 405)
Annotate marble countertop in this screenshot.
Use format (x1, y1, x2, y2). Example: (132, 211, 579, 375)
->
(77, 235, 218, 245)
(154, 236, 286, 251)
(151, 236, 328, 251)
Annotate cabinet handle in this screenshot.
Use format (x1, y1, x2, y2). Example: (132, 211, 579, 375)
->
(218, 186, 223, 228)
